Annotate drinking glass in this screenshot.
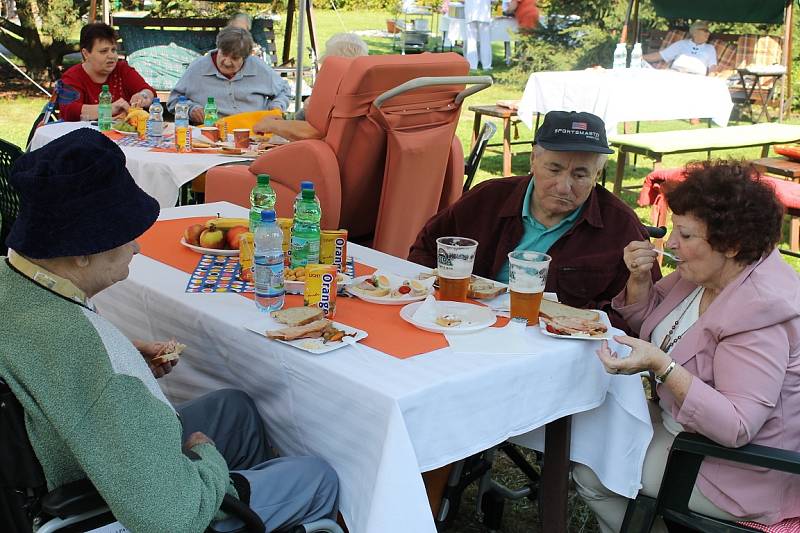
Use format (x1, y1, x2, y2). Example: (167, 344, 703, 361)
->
(508, 251, 551, 324)
(436, 237, 478, 302)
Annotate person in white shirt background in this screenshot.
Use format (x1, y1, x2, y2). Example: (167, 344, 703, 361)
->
(643, 20, 718, 76)
(464, 0, 493, 70)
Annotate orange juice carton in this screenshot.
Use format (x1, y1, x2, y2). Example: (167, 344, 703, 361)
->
(320, 229, 348, 273)
(303, 264, 337, 318)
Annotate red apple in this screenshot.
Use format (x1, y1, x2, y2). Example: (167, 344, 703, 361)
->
(184, 223, 205, 246)
(225, 225, 249, 250)
(199, 225, 225, 249)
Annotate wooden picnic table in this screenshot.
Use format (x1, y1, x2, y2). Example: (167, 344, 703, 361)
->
(469, 104, 533, 177)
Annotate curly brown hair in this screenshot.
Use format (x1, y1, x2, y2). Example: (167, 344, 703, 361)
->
(666, 161, 784, 264)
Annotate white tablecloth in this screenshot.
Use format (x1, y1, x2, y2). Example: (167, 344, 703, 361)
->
(439, 15, 518, 44)
(93, 202, 653, 533)
(517, 68, 734, 135)
(29, 122, 248, 208)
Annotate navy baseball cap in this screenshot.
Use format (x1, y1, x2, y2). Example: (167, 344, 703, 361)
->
(534, 111, 614, 154)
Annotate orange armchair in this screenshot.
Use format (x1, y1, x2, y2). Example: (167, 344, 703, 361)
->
(206, 53, 489, 257)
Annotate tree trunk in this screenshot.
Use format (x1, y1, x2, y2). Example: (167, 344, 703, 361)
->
(0, 0, 83, 82)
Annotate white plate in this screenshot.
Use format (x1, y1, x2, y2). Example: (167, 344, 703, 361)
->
(112, 128, 137, 136)
(346, 275, 432, 305)
(538, 311, 613, 341)
(245, 320, 368, 354)
(400, 300, 497, 334)
(284, 273, 353, 294)
(180, 237, 239, 256)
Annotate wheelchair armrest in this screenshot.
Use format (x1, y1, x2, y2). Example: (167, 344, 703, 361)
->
(657, 431, 800, 516)
(220, 493, 266, 533)
(671, 431, 800, 473)
(40, 477, 106, 518)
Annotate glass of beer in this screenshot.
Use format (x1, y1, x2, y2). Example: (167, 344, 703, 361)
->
(508, 251, 551, 325)
(436, 237, 478, 302)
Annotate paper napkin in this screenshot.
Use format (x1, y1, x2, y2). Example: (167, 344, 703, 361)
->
(445, 320, 534, 355)
(412, 294, 439, 323)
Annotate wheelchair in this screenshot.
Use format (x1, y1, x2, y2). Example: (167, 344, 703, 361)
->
(0, 378, 343, 533)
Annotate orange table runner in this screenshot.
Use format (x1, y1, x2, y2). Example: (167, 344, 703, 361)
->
(137, 217, 451, 358)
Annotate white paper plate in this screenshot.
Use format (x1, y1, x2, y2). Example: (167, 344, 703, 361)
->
(180, 237, 239, 256)
(245, 320, 367, 354)
(284, 273, 353, 294)
(346, 275, 433, 305)
(400, 300, 497, 334)
(538, 311, 613, 341)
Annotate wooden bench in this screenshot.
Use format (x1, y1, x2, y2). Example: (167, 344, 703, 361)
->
(608, 123, 800, 195)
(113, 16, 279, 65)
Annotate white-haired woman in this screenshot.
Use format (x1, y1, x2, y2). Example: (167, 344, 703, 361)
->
(253, 32, 369, 141)
(167, 26, 291, 124)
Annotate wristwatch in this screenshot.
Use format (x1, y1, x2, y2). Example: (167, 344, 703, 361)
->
(655, 359, 677, 384)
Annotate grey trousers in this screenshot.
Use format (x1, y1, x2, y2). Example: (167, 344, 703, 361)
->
(177, 389, 339, 532)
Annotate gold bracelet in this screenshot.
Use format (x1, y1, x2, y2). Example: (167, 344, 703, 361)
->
(655, 359, 677, 384)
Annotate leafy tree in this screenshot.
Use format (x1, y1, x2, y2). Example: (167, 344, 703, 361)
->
(0, 0, 88, 82)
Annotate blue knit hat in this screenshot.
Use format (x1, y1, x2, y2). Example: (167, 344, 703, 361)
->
(6, 128, 160, 259)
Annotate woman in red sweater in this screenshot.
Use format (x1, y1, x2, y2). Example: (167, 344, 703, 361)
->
(59, 23, 156, 122)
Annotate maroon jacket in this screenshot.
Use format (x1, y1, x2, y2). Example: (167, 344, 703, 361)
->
(408, 175, 662, 332)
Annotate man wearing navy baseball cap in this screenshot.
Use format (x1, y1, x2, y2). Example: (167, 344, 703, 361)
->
(409, 110, 660, 331)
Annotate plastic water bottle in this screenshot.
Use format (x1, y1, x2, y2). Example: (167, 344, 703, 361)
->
(254, 209, 285, 312)
(98, 84, 112, 131)
(630, 43, 643, 69)
(174, 96, 191, 152)
(613, 43, 628, 69)
(290, 188, 322, 268)
(146, 97, 164, 145)
(204, 96, 218, 127)
(249, 174, 276, 232)
(294, 181, 321, 213)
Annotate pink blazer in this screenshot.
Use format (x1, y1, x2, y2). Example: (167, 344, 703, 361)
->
(613, 249, 800, 524)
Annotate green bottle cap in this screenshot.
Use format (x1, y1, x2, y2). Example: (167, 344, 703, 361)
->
(257, 174, 270, 185)
(208, 97, 215, 104)
(102, 84, 109, 91)
(301, 188, 315, 200)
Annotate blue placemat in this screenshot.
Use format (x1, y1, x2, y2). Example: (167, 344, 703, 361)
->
(186, 254, 253, 293)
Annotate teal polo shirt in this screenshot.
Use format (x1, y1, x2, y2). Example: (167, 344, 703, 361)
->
(495, 178, 583, 283)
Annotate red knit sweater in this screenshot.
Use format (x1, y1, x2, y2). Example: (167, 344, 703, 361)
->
(59, 61, 155, 121)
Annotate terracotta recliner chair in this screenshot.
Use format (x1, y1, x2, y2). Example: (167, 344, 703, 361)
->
(205, 52, 489, 257)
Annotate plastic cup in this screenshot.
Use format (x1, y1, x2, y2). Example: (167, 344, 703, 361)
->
(507, 251, 551, 325)
(200, 127, 220, 142)
(233, 128, 250, 149)
(436, 237, 478, 302)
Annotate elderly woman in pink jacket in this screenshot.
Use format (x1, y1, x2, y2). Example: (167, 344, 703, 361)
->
(573, 161, 800, 532)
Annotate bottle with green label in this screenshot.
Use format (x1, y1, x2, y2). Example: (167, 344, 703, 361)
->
(290, 187, 322, 268)
(98, 84, 112, 131)
(203, 96, 218, 127)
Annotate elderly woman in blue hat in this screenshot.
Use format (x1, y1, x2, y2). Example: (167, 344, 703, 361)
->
(0, 129, 338, 532)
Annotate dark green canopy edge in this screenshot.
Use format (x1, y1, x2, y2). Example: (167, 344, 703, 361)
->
(651, 0, 790, 24)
